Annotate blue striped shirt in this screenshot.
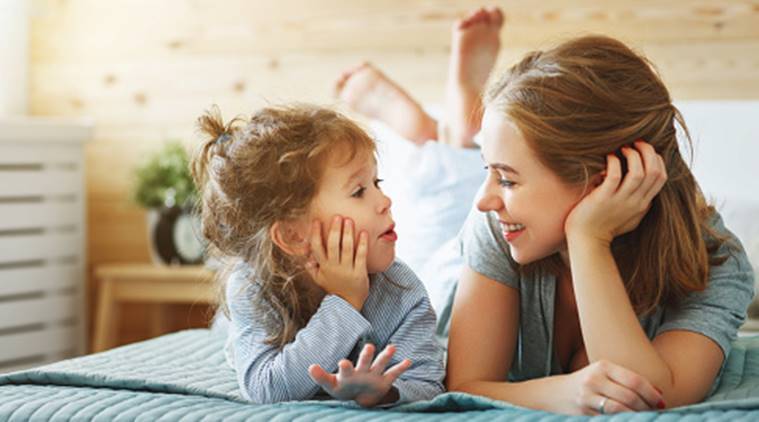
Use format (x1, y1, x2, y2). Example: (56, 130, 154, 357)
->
(224, 259, 446, 405)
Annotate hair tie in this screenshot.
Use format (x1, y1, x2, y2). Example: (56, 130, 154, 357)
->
(216, 133, 232, 145)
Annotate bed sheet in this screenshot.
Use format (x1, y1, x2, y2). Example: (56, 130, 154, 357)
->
(4, 329, 759, 421)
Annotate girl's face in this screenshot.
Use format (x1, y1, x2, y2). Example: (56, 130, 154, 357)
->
(478, 108, 586, 265)
(309, 148, 396, 274)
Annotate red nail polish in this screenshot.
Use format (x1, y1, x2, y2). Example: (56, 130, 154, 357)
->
(657, 400, 666, 409)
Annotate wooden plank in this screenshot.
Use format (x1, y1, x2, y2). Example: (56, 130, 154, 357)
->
(0, 358, 49, 374)
(0, 264, 81, 296)
(0, 200, 82, 231)
(0, 170, 82, 197)
(0, 145, 82, 164)
(28, 0, 759, 60)
(0, 232, 82, 263)
(0, 295, 79, 330)
(0, 327, 78, 362)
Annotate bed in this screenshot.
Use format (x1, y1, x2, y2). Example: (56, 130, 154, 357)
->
(1, 100, 757, 420)
(3, 329, 759, 421)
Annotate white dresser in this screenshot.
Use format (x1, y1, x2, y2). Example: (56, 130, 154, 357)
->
(0, 118, 92, 373)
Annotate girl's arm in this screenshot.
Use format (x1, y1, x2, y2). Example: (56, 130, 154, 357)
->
(447, 265, 663, 415)
(227, 282, 373, 404)
(383, 279, 446, 403)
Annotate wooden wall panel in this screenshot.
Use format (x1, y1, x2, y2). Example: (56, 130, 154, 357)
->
(28, 0, 759, 349)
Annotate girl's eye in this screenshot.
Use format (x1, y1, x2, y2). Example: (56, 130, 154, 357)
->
(351, 186, 366, 198)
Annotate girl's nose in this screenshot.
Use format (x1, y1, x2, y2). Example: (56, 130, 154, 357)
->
(377, 192, 392, 214)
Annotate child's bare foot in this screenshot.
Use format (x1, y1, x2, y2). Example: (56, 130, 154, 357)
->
(443, 6, 504, 148)
(335, 62, 437, 146)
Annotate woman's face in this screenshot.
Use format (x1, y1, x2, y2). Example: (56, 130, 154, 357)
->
(477, 108, 586, 264)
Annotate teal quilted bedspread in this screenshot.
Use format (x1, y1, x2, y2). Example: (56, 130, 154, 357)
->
(2, 329, 759, 421)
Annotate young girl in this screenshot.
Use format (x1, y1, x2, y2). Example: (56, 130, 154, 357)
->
(192, 105, 445, 406)
(446, 35, 755, 415)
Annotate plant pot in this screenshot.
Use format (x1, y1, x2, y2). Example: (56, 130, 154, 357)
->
(146, 208, 165, 265)
(146, 206, 205, 265)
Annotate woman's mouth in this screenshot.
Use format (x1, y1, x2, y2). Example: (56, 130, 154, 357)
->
(501, 222, 525, 242)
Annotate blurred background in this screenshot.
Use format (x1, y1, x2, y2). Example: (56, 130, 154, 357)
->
(1, 0, 758, 366)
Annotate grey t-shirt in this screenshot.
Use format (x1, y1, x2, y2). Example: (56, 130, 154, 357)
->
(459, 207, 755, 382)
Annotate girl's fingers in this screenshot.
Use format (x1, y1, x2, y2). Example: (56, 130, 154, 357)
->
(336, 359, 355, 381)
(355, 343, 375, 372)
(354, 232, 368, 272)
(382, 358, 412, 383)
(618, 146, 646, 196)
(606, 363, 665, 409)
(308, 220, 326, 263)
(308, 364, 338, 392)
(369, 344, 396, 374)
(327, 216, 342, 263)
(342, 219, 355, 266)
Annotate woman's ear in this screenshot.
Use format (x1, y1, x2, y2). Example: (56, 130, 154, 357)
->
(270, 221, 310, 256)
(591, 170, 606, 188)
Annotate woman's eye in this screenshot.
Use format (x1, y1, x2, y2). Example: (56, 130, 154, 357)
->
(351, 186, 366, 198)
(498, 178, 515, 188)
(374, 178, 384, 188)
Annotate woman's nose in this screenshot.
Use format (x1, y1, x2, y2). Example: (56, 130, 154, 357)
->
(476, 182, 503, 212)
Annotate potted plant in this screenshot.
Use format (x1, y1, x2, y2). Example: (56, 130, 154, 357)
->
(132, 142, 205, 265)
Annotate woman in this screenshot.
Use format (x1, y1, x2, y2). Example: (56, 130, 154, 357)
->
(445, 35, 755, 415)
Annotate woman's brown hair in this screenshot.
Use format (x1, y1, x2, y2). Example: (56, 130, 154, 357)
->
(191, 104, 376, 348)
(486, 35, 729, 315)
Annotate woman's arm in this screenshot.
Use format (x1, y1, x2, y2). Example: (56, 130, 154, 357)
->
(446, 266, 518, 392)
(564, 142, 724, 407)
(567, 235, 723, 407)
(447, 265, 573, 412)
(448, 265, 665, 414)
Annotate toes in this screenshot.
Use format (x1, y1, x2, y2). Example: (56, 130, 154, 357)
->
(460, 7, 488, 29)
(487, 7, 505, 27)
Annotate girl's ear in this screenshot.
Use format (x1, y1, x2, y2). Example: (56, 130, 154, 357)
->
(270, 220, 309, 256)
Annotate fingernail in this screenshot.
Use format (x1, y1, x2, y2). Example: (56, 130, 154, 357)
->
(334, 216, 341, 223)
(657, 400, 666, 409)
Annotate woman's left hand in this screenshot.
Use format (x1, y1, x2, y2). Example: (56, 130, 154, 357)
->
(565, 140, 668, 245)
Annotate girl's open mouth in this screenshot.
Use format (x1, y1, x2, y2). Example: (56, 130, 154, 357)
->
(380, 224, 397, 242)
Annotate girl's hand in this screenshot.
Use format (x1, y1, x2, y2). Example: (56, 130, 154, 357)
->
(306, 216, 370, 311)
(308, 344, 412, 407)
(564, 141, 668, 245)
(560, 359, 666, 415)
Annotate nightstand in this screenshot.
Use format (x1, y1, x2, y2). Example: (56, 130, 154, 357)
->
(93, 263, 216, 352)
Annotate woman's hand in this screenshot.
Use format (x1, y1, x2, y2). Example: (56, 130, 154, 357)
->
(559, 359, 666, 415)
(308, 343, 412, 407)
(306, 216, 370, 311)
(565, 140, 668, 245)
